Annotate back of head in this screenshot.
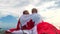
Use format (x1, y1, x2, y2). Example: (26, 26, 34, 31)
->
(23, 10, 29, 15)
(32, 8, 38, 14)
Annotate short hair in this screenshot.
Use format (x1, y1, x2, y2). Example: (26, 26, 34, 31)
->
(32, 8, 37, 13)
(23, 10, 29, 14)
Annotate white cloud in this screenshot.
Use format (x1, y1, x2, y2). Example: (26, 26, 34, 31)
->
(0, 0, 30, 8)
(0, 0, 33, 18)
(0, 0, 58, 18)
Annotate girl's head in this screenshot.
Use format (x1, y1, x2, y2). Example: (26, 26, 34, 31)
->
(23, 10, 29, 15)
(32, 8, 38, 14)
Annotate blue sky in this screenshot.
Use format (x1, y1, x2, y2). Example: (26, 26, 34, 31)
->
(0, 0, 60, 29)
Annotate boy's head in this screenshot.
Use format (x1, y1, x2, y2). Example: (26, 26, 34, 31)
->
(23, 10, 29, 15)
(32, 8, 38, 14)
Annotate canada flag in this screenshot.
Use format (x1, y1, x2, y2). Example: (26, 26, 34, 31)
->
(5, 19, 60, 34)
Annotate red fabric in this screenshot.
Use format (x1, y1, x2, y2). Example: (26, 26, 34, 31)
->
(9, 28, 19, 32)
(16, 19, 20, 30)
(21, 19, 35, 30)
(37, 21, 58, 34)
(26, 19, 35, 30)
(57, 30, 60, 34)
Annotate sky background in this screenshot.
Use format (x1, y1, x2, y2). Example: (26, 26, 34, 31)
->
(0, 0, 60, 29)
